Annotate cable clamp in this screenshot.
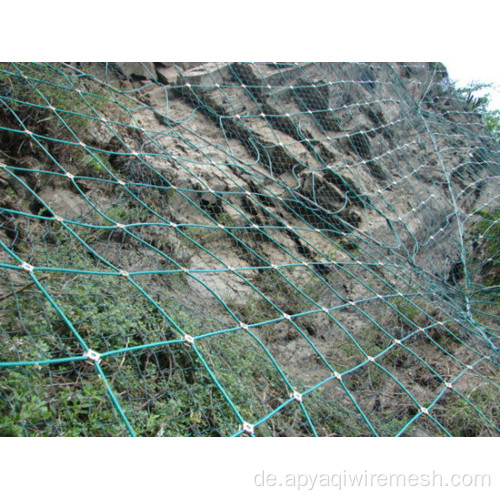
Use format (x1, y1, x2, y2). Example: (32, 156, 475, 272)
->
(184, 334, 195, 345)
(241, 422, 254, 435)
(85, 349, 101, 363)
(291, 391, 302, 402)
(21, 262, 34, 273)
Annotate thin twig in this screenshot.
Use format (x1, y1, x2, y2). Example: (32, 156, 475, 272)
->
(110, 337, 130, 387)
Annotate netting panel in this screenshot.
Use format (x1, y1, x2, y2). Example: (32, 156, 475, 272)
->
(0, 62, 498, 436)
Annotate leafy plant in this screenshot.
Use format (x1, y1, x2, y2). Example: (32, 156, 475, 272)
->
(456, 81, 500, 142)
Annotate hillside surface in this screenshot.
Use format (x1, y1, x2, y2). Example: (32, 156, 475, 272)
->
(0, 62, 498, 436)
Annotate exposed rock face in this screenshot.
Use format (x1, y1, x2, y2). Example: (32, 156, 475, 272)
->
(113, 62, 158, 81)
(0, 62, 498, 437)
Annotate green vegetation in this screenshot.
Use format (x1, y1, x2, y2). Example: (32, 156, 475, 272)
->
(456, 82, 500, 142)
(0, 62, 129, 178)
(467, 208, 500, 335)
(472, 208, 500, 263)
(0, 224, 295, 436)
(433, 382, 499, 437)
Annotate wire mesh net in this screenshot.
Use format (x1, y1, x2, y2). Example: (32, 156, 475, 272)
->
(0, 62, 498, 436)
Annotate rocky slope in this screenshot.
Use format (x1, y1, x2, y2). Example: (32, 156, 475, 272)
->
(0, 62, 498, 436)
